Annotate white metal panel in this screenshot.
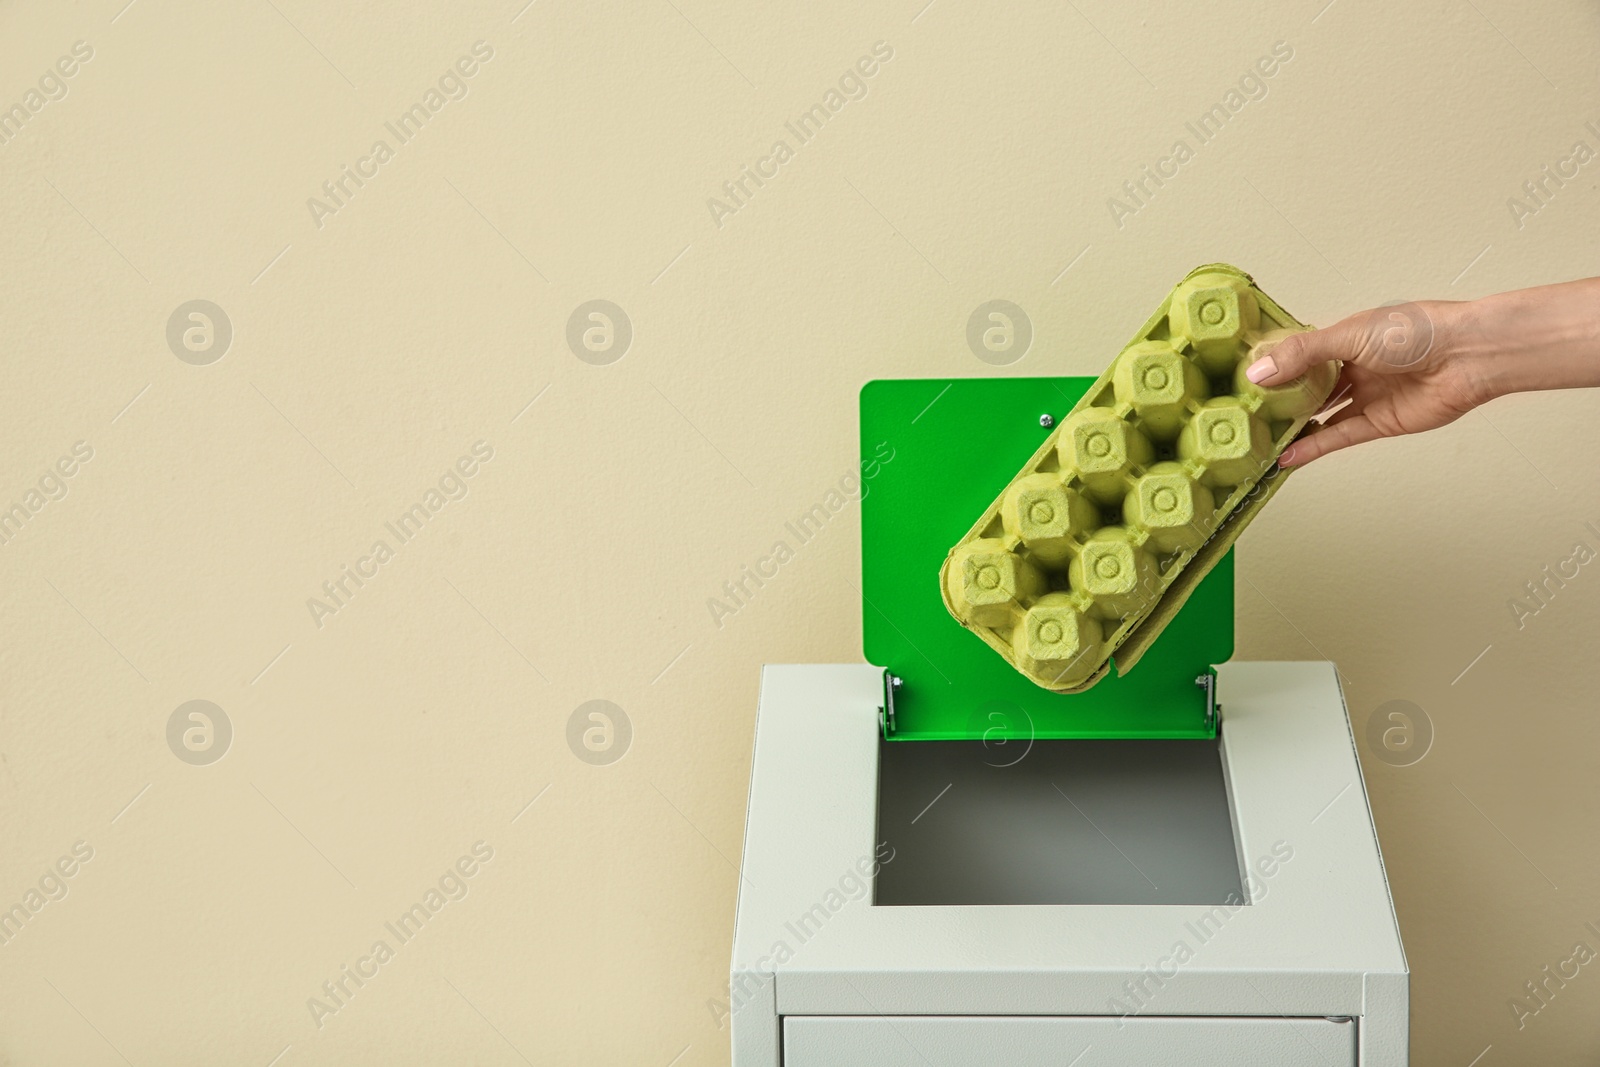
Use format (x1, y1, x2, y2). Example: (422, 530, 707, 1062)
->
(783, 1014, 1357, 1067)
(731, 661, 1408, 1064)
(730, 663, 882, 1065)
(1362, 970, 1410, 1064)
(733, 664, 1404, 1011)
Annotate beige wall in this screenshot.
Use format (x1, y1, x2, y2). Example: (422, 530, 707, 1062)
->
(1, 0, 1597, 1063)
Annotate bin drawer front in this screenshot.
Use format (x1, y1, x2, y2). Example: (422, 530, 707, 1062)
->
(784, 1014, 1356, 1067)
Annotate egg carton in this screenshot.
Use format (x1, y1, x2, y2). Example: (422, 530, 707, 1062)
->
(940, 264, 1338, 693)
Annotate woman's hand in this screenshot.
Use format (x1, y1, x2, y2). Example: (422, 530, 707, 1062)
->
(1244, 278, 1600, 466)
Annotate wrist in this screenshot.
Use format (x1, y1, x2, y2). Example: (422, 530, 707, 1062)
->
(1442, 279, 1600, 402)
(1429, 298, 1506, 407)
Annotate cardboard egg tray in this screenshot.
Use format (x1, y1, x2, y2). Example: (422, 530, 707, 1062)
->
(940, 264, 1338, 693)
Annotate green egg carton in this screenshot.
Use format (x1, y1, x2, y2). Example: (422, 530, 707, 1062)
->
(940, 264, 1337, 693)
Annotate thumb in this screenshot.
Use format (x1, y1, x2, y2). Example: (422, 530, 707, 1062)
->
(1243, 317, 1364, 387)
(1245, 301, 1439, 385)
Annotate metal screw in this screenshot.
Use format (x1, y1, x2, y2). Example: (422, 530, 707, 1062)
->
(1039, 414, 1054, 428)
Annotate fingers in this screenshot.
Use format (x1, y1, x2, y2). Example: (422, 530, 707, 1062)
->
(1278, 413, 1383, 466)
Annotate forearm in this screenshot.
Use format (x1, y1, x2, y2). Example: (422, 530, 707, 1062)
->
(1444, 277, 1600, 403)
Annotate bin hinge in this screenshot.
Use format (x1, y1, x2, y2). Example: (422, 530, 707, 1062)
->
(1195, 671, 1219, 733)
(881, 671, 901, 737)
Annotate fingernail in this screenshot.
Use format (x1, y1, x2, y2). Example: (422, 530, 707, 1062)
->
(1246, 355, 1277, 384)
(1277, 448, 1295, 467)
